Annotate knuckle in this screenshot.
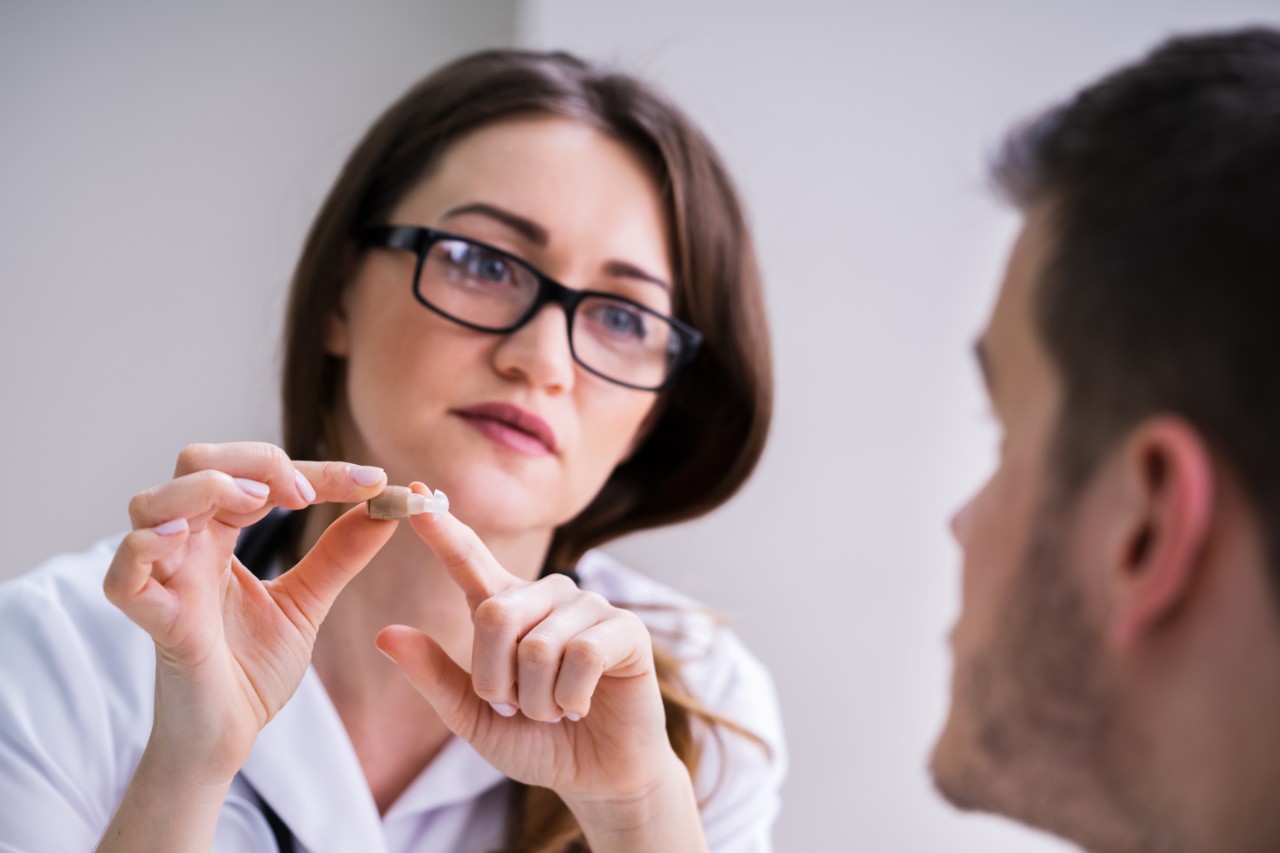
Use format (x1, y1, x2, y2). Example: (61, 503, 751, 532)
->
(612, 611, 653, 652)
(474, 598, 518, 636)
(101, 567, 123, 603)
(127, 488, 156, 523)
(200, 468, 235, 488)
(440, 535, 476, 572)
(103, 538, 140, 601)
(518, 634, 560, 668)
(194, 469, 237, 499)
(176, 442, 211, 473)
(565, 635, 604, 670)
(317, 459, 349, 483)
(539, 573, 576, 595)
(616, 608, 647, 633)
(263, 443, 292, 468)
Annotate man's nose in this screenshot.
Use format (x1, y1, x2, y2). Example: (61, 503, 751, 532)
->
(949, 498, 975, 545)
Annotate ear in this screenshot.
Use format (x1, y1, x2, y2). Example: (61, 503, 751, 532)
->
(1109, 417, 1214, 649)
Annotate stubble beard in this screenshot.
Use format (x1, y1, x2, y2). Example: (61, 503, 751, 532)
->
(933, 492, 1164, 852)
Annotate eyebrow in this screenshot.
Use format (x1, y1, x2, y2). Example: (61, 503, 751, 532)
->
(604, 260, 671, 292)
(442, 201, 672, 292)
(973, 337, 995, 394)
(443, 202, 548, 245)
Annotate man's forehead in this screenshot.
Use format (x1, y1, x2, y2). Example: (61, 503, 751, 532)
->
(980, 206, 1056, 392)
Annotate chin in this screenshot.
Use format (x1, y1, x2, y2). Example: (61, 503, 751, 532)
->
(929, 705, 988, 812)
(929, 653, 1017, 816)
(433, 465, 559, 531)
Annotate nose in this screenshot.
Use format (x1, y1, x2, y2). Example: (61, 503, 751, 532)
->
(950, 497, 975, 545)
(491, 304, 576, 393)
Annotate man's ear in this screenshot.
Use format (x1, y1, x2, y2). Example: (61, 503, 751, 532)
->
(1108, 417, 1214, 649)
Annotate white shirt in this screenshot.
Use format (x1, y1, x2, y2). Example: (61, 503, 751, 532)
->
(0, 536, 785, 852)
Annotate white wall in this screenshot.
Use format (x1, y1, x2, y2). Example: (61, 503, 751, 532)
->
(0, 1, 515, 574)
(516, 2, 1278, 851)
(6, 2, 1280, 852)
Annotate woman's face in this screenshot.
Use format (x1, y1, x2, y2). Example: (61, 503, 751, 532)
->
(327, 115, 673, 537)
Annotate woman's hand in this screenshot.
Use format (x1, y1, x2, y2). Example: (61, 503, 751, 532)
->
(102, 442, 396, 786)
(376, 485, 705, 850)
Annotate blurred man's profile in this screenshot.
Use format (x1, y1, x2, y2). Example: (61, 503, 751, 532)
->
(932, 27, 1280, 853)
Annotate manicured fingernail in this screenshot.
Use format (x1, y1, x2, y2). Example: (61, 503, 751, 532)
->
(489, 702, 519, 718)
(154, 518, 188, 536)
(234, 477, 270, 498)
(350, 465, 384, 487)
(294, 470, 316, 503)
(565, 711, 581, 722)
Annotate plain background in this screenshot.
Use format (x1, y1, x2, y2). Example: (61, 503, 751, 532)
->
(3, 2, 1277, 850)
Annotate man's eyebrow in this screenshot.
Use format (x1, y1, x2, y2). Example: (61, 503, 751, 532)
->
(442, 202, 548, 246)
(974, 337, 995, 393)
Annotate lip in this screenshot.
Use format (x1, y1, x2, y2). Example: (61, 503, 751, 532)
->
(452, 401, 558, 456)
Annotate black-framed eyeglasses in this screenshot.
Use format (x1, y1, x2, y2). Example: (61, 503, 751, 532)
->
(359, 225, 702, 391)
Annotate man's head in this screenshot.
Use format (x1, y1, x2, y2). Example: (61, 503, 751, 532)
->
(932, 28, 1280, 852)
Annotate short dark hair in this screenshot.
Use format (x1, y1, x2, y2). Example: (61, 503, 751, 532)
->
(994, 28, 1280, 558)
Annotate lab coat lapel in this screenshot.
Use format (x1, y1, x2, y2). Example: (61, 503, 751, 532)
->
(240, 667, 387, 853)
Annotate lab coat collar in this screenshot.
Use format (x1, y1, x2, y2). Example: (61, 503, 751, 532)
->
(383, 733, 506, 822)
(239, 666, 509, 852)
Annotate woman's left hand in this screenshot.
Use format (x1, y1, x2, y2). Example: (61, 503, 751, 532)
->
(374, 485, 681, 808)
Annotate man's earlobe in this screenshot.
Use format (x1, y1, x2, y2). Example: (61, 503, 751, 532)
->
(1110, 418, 1214, 649)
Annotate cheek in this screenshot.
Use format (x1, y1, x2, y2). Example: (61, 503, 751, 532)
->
(569, 389, 655, 478)
(955, 462, 1038, 635)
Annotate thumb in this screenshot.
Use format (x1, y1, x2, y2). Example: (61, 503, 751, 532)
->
(272, 504, 397, 632)
(376, 625, 488, 742)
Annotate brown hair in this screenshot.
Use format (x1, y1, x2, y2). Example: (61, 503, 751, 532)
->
(280, 50, 773, 851)
(992, 29, 1280, 555)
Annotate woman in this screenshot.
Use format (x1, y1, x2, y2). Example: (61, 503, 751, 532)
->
(0, 49, 782, 852)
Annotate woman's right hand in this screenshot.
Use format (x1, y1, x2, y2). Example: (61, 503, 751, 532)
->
(102, 442, 396, 788)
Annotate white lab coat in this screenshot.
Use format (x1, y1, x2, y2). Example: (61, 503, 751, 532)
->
(0, 535, 785, 852)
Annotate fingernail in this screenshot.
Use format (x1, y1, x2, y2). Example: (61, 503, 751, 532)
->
(294, 470, 316, 503)
(565, 711, 581, 722)
(154, 518, 188, 536)
(349, 465, 384, 487)
(489, 702, 519, 718)
(234, 477, 270, 499)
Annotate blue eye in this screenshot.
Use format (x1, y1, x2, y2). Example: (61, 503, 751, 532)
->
(444, 242, 512, 284)
(593, 303, 646, 340)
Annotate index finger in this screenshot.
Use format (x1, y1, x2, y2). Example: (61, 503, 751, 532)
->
(405, 482, 518, 611)
(175, 442, 388, 511)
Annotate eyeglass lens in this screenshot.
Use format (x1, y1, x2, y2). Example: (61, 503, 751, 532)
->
(419, 237, 680, 388)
